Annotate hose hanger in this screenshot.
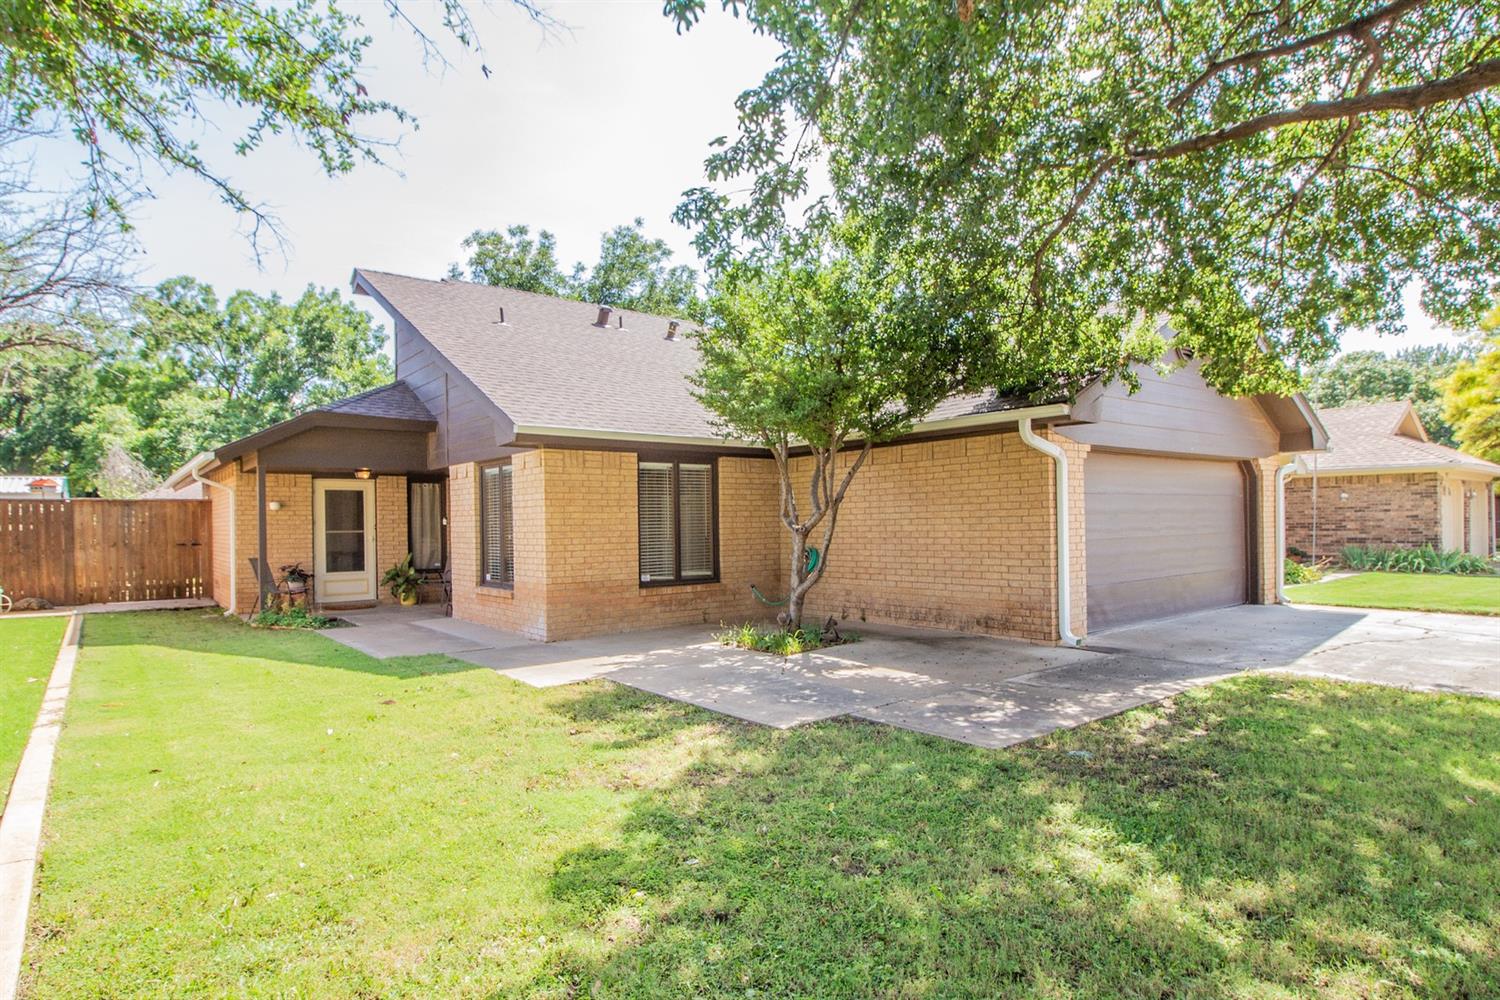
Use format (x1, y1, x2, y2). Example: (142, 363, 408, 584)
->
(750, 547, 820, 606)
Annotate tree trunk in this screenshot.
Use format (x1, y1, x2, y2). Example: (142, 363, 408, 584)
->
(784, 529, 810, 628)
(772, 439, 873, 631)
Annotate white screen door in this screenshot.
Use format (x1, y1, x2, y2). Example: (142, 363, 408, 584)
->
(314, 479, 376, 603)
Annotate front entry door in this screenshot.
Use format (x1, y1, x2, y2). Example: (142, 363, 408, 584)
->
(314, 479, 377, 604)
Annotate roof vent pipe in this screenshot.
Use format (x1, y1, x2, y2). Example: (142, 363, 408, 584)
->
(665, 320, 679, 340)
(497, 306, 505, 324)
(595, 306, 612, 327)
(617, 313, 625, 329)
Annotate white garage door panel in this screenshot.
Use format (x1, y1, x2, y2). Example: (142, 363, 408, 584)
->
(1087, 453, 1247, 630)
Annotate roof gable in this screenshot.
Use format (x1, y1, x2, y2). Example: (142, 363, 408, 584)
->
(1306, 400, 1500, 477)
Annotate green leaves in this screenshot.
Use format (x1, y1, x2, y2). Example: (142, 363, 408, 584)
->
(1441, 315, 1500, 462)
(674, 0, 1500, 394)
(454, 218, 707, 320)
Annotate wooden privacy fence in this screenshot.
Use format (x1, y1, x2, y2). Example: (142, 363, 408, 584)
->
(0, 499, 212, 606)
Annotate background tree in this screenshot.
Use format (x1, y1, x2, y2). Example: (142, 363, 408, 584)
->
(453, 217, 705, 319)
(1442, 316, 1500, 463)
(0, 115, 134, 357)
(670, 0, 1500, 396)
(574, 219, 704, 320)
(448, 225, 571, 294)
(1305, 345, 1474, 445)
(0, 278, 391, 492)
(1, 0, 550, 250)
(693, 223, 1154, 627)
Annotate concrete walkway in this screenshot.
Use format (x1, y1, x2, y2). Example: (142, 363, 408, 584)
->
(1, 597, 217, 618)
(321, 604, 1499, 748)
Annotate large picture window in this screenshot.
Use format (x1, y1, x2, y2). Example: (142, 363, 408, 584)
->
(480, 464, 514, 586)
(638, 459, 716, 585)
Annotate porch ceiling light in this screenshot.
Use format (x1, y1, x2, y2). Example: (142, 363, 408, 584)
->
(354, 468, 372, 480)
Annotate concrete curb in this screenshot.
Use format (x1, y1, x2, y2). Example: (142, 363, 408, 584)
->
(0, 611, 81, 1000)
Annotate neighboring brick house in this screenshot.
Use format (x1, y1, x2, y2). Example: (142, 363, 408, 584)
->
(1285, 401, 1500, 560)
(161, 269, 1328, 643)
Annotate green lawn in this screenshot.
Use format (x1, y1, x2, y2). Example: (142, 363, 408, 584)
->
(1288, 571, 1500, 615)
(1, 615, 68, 812)
(21, 611, 1500, 998)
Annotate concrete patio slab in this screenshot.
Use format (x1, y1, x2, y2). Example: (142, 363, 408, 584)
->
(319, 622, 497, 659)
(1096, 604, 1499, 698)
(313, 602, 1497, 747)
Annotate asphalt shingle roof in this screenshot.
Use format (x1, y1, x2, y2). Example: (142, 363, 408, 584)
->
(353, 269, 1074, 439)
(319, 380, 434, 423)
(1308, 401, 1500, 476)
(355, 270, 713, 438)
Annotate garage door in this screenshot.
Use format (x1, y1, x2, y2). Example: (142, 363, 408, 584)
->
(1086, 452, 1247, 631)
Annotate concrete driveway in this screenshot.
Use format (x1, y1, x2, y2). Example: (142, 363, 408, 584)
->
(323, 604, 1498, 748)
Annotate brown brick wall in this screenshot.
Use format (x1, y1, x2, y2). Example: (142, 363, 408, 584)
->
(783, 430, 1081, 642)
(448, 454, 549, 639)
(1251, 458, 1280, 604)
(373, 475, 409, 604)
(206, 466, 412, 611)
(447, 450, 781, 641)
(1284, 472, 1442, 557)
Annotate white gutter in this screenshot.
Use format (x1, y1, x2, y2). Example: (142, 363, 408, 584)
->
(186, 453, 237, 615)
(511, 403, 1074, 452)
(1017, 417, 1082, 647)
(1274, 456, 1307, 604)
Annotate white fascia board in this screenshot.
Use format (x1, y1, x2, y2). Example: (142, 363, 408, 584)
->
(511, 403, 1073, 451)
(1291, 464, 1500, 479)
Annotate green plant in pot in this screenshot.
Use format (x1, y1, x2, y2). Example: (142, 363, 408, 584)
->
(279, 563, 310, 594)
(382, 553, 422, 606)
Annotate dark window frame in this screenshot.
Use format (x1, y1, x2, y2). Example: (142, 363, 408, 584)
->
(637, 455, 720, 588)
(406, 475, 447, 572)
(478, 461, 515, 589)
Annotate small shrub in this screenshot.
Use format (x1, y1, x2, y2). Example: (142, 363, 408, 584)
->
(1287, 544, 1310, 560)
(715, 622, 856, 655)
(1284, 559, 1322, 585)
(252, 605, 335, 629)
(1339, 544, 1492, 575)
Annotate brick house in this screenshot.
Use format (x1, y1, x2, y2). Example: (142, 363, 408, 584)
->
(1285, 401, 1500, 561)
(161, 269, 1328, 643)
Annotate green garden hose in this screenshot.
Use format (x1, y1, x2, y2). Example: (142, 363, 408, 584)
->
(750, 548, 819, 606)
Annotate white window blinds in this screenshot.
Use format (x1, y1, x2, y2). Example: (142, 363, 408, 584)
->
(638, 462, 676, 582)
(481, 465, 514, 584)
(638, 459, 715, 583)
(678, 464, 713, 579)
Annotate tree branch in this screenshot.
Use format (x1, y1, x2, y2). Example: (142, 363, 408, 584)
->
(1132, 58, 1500, 162)
(1168, 0, 1429, 112)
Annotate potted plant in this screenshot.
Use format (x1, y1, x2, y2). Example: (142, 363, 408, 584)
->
(381, 553, 422, 606)
(279, 563, 310, 594)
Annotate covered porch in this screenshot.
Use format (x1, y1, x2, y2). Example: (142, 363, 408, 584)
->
(165, 383, 449, 615)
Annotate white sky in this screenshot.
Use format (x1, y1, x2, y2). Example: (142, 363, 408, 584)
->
(29, 0, 1465, 359)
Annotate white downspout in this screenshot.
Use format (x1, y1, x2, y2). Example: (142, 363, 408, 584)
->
(1017, 418, 1082, 647)
(1275, 455, 1308, 605)
(189, 457, 237, 615)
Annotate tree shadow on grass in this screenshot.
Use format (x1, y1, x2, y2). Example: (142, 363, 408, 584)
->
(523, 676, 1500, 999)
(76, 610, 486, 680)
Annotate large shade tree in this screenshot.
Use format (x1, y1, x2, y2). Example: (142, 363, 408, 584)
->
(669, 0, 1500, 396)
(693, 222, 1155, 626)
(1, 0, 550, 250)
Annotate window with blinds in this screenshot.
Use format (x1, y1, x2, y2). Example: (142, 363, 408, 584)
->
(480, 464, 514, 585)
(638, 459, 716, 584)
